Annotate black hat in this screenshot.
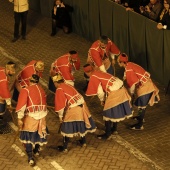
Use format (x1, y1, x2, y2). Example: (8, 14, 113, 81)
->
(30, 74, 40, 83)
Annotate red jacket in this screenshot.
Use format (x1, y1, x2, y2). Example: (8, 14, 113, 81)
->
(17, 60, 42, 88)
(16, 84, 47, 113)
(88, 39, 120, 67)
(52, 54, 80, 81)
(0, 67, 11, 99)
(125, 62, 150, 88)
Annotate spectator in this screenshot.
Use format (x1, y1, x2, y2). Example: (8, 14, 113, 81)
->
(125, 0, 150, 13)
(9, 0, 29, 42)
(139, 0, 163, 21)
(157, 0, 170, 29)
(51, 0, 73, 36)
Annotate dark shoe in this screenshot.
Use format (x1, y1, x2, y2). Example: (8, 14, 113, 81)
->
(50, 32, 56, 36)
(57, 146, 68, 153)
(28, 158, 35, 166)
(132, 116, 145, 123)
(78, 140, 87, 147)
(97, 133, 111, 140)
(130, 124, 144, 130)
(12, 36, 20, 43)
(33, 149, 39, 157)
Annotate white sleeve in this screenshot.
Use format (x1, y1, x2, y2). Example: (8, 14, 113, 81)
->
(97, 84, 105, 101)
(110, 52, 115, 60)
(129, 84, 136, 95)
(163, 25, 167, 29)
(5, 99, 11, 106)
(17, 106, 26, 119)
(99, 65, 106, 72)
(58, 109, 64, 118)
(65, 80, 74, 86)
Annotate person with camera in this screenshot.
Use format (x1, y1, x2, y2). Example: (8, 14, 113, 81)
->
(51, 0, 73, 36)
(139, 0, 163, 21)
(157, 0, 170, 30)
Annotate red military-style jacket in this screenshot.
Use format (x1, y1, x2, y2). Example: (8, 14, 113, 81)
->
(0, 67, 11, 100)
(88, 39, 120, 67)
(125, 62, 150, 88)
(55, 83, 83, 112)
(16, 84, 47, 114)
(86, 70, 123, 96)
(17, 60, 42, 88)
(52, 54, 80, 81)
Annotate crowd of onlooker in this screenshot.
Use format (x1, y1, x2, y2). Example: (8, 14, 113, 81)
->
(114, 0, 170, 30)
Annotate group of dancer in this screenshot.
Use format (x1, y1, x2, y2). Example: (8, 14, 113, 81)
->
(0, 35, 160, 166)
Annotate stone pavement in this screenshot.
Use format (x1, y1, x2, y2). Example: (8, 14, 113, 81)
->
(0, 1, 170, 170)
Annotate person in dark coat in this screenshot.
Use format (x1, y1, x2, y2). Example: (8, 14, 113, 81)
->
(51, 0, 73, 36)
(157, 0, 170, 30)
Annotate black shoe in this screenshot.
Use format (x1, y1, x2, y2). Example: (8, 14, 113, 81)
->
(57, 146, 68, 153)
(97, 133, 111, 140)
(12, 36, 20, 43)
(50, 33, 56, 36)
(130, 124, 144, 130)
(28, 158, 35, 166)
(33, 149, 39, 157)
(78, 140, 87, 147)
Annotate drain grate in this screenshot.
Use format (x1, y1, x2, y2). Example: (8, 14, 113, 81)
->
(0, 123, 14, 134)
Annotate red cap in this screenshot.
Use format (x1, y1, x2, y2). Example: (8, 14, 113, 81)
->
(119, 53, 128, 62)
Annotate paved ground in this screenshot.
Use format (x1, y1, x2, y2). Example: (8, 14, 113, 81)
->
(0, 1, 170, 170)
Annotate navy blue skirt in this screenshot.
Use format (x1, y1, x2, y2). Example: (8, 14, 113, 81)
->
(61, 117, 96, 137)
(48, 77, 56, 93)
(103, 101, 132, 122)
(12, 87, 19, 102)
(134, 92, 153, 107)
(19, 130, 48, 146)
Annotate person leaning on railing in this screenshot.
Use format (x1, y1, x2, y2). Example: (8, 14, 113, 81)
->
(139, 0, 163, 21)
(157, 0, 170, 30)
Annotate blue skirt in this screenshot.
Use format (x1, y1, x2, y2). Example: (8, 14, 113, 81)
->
(12, 87, 19, 102)
(61, 117, 96, 137)
(106, 64, 114, 75)
(48, 76, 56, 93)
(19, 130, 48, 146)
(103, 101, 132, 122)
(134, 92, 153, 107)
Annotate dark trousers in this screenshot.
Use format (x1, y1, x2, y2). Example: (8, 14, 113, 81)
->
(25, 143, 40, 160)
(51, 19, 69, 34)
(14, 11, 28, 38)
